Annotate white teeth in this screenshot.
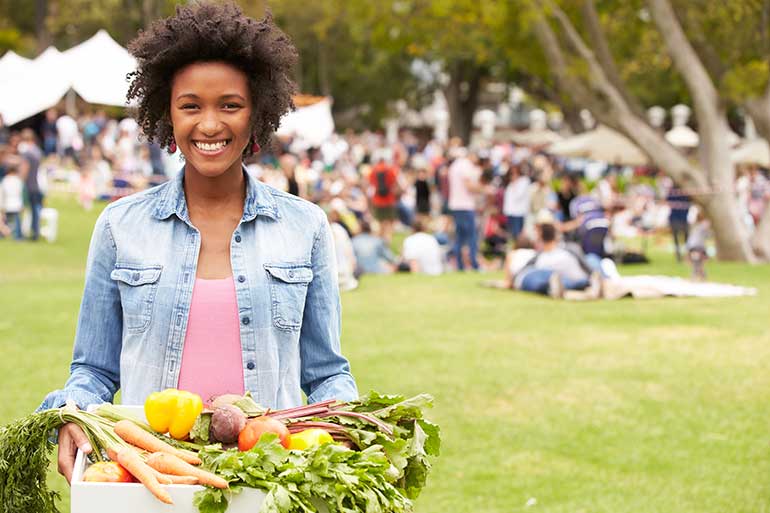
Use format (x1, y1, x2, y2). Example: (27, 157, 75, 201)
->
(194, 140, 228, 151)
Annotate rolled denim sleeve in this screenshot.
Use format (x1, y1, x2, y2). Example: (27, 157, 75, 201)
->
(37, 209, 122, 411)
(300, 211, 358, 404)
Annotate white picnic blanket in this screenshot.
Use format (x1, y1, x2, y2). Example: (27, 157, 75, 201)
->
(605, 275, 757, 299)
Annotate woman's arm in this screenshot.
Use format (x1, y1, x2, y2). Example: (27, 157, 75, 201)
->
(299, 211, 358, 404)
(38, 210, 122, 411)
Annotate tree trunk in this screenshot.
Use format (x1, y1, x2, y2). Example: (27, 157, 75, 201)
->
(443, 60, 483, 144)
(142, 0, 157, 29)
(35, 0, 49, 53)
(317, 39, 332, 97)
(514, 72, 585, 133)
(535, 0, 757, 260)
(647, 0, 755, 261)
(580, 0, 643, 116)
(745, 85, 770, 143)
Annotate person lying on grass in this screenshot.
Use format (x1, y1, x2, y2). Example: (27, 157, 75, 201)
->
(38, 2, 357, 484)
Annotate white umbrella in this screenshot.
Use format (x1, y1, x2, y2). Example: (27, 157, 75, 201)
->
(511, 129, 563, 146)
(731, 139, 770, 167)
(547, 125, 649, 166)
(665, 125, 699, 148)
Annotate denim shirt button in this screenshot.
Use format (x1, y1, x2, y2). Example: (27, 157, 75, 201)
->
(242, 316, 250, 325)
(246, 361, 255, 370)
(235, 234, 242, 243)
(238, 275, 246, 283)
(288, 270, 295, 278)
(132, 272, 140, 281)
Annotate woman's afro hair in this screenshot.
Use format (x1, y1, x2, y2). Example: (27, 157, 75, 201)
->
(126, 2, 297, 153)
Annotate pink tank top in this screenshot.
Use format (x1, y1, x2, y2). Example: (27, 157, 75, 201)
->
(177, 276, 245, 404)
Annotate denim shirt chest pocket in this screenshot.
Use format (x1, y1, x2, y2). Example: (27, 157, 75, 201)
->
(110, 264, 162, 333)
(264, 263, 313, 331)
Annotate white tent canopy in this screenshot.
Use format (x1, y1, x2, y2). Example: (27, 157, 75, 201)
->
(547, 125, 649, 166)
(63, 30, 137, 107)
(511, 129, 563, 146)
(276, 97, 335, 147)
(0, 46, 71, 125)
(0, 30, 136, 125)
(0, 50, 33, 77)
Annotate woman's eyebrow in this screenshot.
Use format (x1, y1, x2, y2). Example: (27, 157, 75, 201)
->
(220, 94, 247, 101)
(175, 93, 246, 101)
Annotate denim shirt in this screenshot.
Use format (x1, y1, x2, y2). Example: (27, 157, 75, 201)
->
(39, 167, 357, 411)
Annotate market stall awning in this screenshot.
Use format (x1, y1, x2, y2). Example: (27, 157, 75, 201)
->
(511, 129, 563, 146)
(547, 125, 649, 166)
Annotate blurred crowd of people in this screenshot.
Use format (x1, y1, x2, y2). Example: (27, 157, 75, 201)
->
(1, 108, 769, 294)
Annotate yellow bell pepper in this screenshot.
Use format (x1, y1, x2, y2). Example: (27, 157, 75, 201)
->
(144, 388, 203, 439)
(287, 428, 334, 450)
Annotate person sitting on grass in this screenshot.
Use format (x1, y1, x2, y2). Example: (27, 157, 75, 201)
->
(399, 218, 444, 275)
(352, 219, 396, 275)
(512, 222, 600, 299)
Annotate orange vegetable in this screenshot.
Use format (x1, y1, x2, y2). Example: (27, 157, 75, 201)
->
(113, 420, 201, 465)
(82, 462, 134, 483)
(116, 448, 173, 505)
(145, 452, 228, 489)
(149, 468, 198, 485)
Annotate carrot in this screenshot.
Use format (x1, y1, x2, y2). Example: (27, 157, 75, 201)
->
(113, 420, 202, 465)
(116, 448, 174, 505)
(149, 467, 199, 485)
(106, 447, 120, 462)
(149, 467, 173, 484)
(161, 473, 199, 485)
(146, 452, 228, 489)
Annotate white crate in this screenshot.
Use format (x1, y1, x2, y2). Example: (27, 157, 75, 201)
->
(71, 405, 265, 513)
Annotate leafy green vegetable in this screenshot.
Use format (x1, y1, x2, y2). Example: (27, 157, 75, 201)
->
(0, 408, 133, 513)
(195, 436, 412, 513)
(191, 412, 212, 444)
(0, 412, 62, 513)
(194, 392, 441, 513)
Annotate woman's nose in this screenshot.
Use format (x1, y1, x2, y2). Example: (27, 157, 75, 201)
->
(198, 109, 222, 134)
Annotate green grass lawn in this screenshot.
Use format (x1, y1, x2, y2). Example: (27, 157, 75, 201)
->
(2, 195, 770, 513)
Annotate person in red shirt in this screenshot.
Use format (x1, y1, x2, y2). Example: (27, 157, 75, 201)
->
(369, 153, 399, 242)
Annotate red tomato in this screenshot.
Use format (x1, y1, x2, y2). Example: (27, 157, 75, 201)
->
(82, 461, 134, 483)
(238, 416, 291, 451)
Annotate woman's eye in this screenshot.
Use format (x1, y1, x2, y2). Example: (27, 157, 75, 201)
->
(223, 103, 242, 110)
(181, 104, 198, 110)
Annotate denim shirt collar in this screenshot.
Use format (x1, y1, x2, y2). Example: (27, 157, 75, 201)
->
(152, 164, 279, 223)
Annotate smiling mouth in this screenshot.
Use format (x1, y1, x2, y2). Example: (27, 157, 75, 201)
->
(192, 139, 232, 152)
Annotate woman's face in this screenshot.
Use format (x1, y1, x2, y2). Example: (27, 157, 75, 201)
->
(170, 61, 252, 179)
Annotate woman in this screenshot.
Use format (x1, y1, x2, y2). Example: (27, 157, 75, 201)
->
(502, 163, 530, 240)
(40, 3, 357, 483)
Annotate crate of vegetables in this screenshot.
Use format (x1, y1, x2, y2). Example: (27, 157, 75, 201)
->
(0, 390, 440, 513)
(70, 404, 266, 513)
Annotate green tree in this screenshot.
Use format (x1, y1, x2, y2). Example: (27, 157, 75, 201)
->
(526, 0, 770, 261)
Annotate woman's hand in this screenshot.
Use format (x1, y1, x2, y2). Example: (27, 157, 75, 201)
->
(57, 402, 93, 483)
